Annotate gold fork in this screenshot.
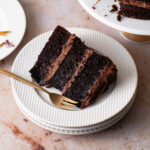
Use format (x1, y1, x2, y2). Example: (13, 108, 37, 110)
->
(0, 68, 78, 110)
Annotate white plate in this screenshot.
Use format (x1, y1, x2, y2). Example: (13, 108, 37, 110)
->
(14, 87, 136, 133)
(15, 90, 136, 135)
(0, 0, 26, 60)
(11, 27, 138, 127)
(78, 0, 150, 35)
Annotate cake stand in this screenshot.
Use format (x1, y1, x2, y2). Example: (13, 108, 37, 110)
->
(78, 0, 150, 42)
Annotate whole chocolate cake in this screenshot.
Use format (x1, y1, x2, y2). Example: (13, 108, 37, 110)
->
(118, 0, 150, 19)
(30, 26, 117, 109)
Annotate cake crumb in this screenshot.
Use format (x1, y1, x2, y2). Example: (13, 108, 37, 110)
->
(92, 0, 101, 9)
(54, 139, 61, 142)
(117, 14, 121, 21)
(92, 6, 96, 9)
(45, 131, 52, 136)
(110, 5, 118, 13)
(45, 133, 49, 136)
(23, 119, 28, 122)
(0, 40, 14, 48)
(104, 14, 108, 17)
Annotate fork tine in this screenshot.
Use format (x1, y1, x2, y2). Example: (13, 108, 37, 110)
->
(59, 105, 75, 110)
(62, 96, 78, 104)
(62, 101, 76, 107)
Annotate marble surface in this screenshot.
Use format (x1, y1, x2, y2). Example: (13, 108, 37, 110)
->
(0, 0, 150, 150)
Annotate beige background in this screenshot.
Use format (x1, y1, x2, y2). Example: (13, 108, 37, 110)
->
(0, 0, 150, 150)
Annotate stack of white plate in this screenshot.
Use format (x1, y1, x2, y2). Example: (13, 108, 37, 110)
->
(11, 28, 138, 135)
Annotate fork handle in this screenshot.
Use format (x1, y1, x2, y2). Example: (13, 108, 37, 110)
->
(0, 68, 50, 95)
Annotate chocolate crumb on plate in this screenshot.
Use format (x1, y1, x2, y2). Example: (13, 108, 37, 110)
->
(92, 6, 96, 9)
(92, 0, 101, 10)
(110, 4, 118, 13)
(117, 11, 122, 21)
(117, 14, 122, 21)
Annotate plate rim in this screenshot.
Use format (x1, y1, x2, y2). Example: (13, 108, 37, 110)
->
(11, 27, 138, 127)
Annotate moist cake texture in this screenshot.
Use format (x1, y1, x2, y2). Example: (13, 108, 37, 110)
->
(64, 53, 117, 108)
(118, 0, 150, 19)
(30, 26, 117, 109)
(48, 37, 93, 90)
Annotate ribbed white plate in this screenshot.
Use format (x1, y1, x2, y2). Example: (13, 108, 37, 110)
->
(14, 88, 136, 134)
(15, 90, 136, 135)
(78, 0, 150, 35)
(0, 0, 26, 60)
(11, 28, 138, 127)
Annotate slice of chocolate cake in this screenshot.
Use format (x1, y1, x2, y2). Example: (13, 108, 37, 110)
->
(118, 0, 150, 19)
(30, 25, 117, 109)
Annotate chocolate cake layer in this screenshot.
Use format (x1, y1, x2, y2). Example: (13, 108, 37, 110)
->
(120, 3, 150, 19)
(63, 53, 117, 109)
(119, 0, 150, 9)
(48, 37, 93, 90)
(30, 26, 71, 85)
